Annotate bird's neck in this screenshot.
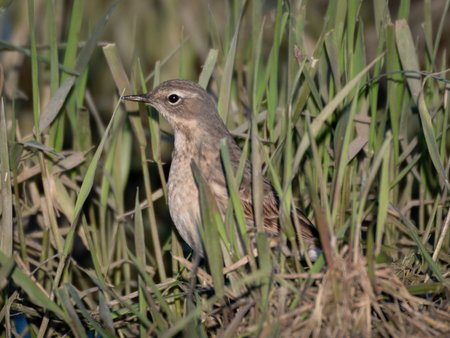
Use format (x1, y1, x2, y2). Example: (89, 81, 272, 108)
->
(173, 131, 196, 158)
(173, 126, 225, 153)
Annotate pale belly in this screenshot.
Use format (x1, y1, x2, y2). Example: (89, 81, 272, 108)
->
(167, 157, 204, 256)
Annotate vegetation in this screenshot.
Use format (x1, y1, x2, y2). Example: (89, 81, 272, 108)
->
(0, 0, 449, 336)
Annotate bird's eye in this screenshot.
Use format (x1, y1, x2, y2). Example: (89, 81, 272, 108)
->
(168, 94, 180, 104)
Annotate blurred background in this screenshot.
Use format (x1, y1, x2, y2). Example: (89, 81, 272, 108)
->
(2, 0, 449, 130)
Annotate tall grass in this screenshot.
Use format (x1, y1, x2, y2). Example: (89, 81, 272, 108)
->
(0, 0, 449, 336)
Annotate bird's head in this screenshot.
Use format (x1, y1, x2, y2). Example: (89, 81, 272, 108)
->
(122, 79, 228, 140)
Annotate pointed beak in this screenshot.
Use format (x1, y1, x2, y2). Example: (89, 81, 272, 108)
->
(122, 94, 152, 103)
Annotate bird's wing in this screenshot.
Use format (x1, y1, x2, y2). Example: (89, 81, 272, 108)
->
(237, 179, 319, 246)
(208, 137, 320, 251)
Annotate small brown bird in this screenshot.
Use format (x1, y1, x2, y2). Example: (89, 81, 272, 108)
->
(123, 79, 320, 260)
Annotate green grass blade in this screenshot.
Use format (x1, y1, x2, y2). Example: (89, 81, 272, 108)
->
(375, 139, 391, 255)
(292, 55, 383, 177)
(191, 161, 225, 298)
(53, 96, 122, 292)
(128, 252, 174, 327)
(0, 252, 66, 320)
(217, 0, 245, 122)
(27, 0, 40, 131)
(39, 0, 122, 132)
(390, 205, 445, 283)
(354, 133, 392, 260)
(198, 49, 218, 89)
(66, 284, 115, 337)
(57, 287, 88, 338)
(0, 99, 12, 256)
(220, 139, 251, 257)
(98, 291, 115, 334)
(134, 191, 149, 337)
(395, 19, 450, 190)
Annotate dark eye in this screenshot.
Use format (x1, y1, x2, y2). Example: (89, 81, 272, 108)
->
(168, 94, 180, 104)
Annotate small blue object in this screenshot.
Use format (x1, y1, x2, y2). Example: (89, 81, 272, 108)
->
(13, 313, 31, 338)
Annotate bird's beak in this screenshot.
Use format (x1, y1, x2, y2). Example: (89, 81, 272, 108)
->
(122, 94, 152, 104)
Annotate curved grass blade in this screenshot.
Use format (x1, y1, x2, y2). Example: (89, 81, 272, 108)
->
(395, 19, 450, 190)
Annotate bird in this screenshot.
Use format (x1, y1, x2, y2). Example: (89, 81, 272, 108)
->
(122, 79, 321, 260)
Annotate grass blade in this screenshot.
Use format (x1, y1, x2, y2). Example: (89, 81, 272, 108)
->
(198, 49, 218, 89)
(395, 19, 450, 190)
(217, 0, 245, 122)
(390, 205, 445, 283)
(0, 252, 66, 320)
(0, 99, 12, 256)
(39, 0, 122, 132)
(292, 55, 383, 173)
(191, 161, 225, 298)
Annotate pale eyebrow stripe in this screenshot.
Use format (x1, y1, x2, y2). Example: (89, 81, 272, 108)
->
(164, 88, 200, 99)
(180, 90, 199, 99)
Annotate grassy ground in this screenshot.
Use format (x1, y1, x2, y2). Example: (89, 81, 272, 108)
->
(0, 0, 449, 336)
